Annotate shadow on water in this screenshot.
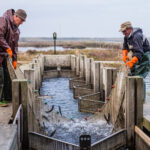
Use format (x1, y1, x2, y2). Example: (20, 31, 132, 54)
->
(40, 77, 113, 145)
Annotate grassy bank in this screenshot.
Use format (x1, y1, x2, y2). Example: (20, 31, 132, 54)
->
(18, 48, 122, 63)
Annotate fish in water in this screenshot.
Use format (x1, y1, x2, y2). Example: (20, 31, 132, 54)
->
(58, 106, 62, 116)
(50, 129, 56, 137)
(45, 105, 54, 113)
(104, 113, 110, 124)
(42, 114, 49, 121)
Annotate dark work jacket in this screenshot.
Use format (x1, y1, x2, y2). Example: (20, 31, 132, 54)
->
(0, 9, 20, 64)
(122, 28, 150, 61)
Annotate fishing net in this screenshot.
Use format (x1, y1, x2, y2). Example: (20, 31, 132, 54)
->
(88, 63, 129, 131)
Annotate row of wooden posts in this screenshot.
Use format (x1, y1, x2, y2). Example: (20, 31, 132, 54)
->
(10, 54, 150, 149)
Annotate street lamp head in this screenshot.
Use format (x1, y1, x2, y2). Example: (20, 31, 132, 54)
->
(53, 32, 57, 40)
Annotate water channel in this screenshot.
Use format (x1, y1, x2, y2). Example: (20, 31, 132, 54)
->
(39, 69, 150, 145)
(40, 77, 113, 145)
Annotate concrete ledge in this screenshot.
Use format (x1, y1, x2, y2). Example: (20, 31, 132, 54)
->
(0, 124, 18, 150)
(43, 70, 76, 79)
(73, 86, 93, 99)
(80, 92, 101, 100)
(69, 77, 85, 89)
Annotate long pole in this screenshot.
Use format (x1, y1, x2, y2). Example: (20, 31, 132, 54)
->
(54, 39, 56, 54)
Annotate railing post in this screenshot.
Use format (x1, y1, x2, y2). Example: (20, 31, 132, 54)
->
(20, 79, 29, 149)
(12, 79, 21, 118)
(85, 58, 91, 84)
(125, 76, 143, 149)
(105, 68, 117, 100)
(94, 62, 100, 93)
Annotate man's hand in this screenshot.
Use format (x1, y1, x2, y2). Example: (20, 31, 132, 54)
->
(123, 49, 129, 63)
(6, 48, 12, 58)
(125, 56, 138, 68)
(13, 61, 17, 69)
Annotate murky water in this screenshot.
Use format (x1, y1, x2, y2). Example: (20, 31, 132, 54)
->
(144, 72, 150, 103)
(19, 46, 65, 52)
(40, 77, 113, 145)
(40, 78, 92, 119)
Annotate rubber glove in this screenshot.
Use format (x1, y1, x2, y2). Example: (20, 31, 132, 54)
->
(6, 48, 13, 58)
(13, 61, 17, 69)
(125, 56, 138, 68)
(123, 49, 129, 63)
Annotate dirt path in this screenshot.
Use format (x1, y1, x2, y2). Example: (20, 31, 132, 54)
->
(0, 102, 12, 124)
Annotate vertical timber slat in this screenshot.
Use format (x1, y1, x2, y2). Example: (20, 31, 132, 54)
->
(126, 77, 135, 149)
(135, 77, 143, 129)
(94, 62, 100, 93)
(20, 79, 29, 149)
(12, 79, 20, 118)
(85, 58, 91, 84)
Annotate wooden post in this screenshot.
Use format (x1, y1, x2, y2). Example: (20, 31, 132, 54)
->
(135, 77, 144, 128)
(76, 56, 80, 76)
(80, 55, 84, 77)
(99, 63, 104, 101)
(90, 58, 94, 88)
(85, 58, 91, 84)
(105, 68, 113, 99)
(125, 76, 143, 149)
(12, 79, 21, 118)
(126, 77, 135, 149)
(83, 55, 86, 78)
(24, 69, 35, 90)
(94, 62, 100, 92)
(20, 79, 29, 149)
(71, 55, 76, 71)
(12, 79, 29, 149)
(105, 68, 117, 99)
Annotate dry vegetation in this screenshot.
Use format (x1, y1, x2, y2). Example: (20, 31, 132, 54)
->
(19, 41, 122, 50)
(18, 41, 123, 65)
(18, 48, 123, 63)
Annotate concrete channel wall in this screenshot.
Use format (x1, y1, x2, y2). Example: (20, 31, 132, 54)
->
(6, 54, 150, 150)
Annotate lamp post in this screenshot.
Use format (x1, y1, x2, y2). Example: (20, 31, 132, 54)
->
(53, 32, 57, 54)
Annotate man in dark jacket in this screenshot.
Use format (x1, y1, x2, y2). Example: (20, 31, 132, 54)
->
(0, 9, 27, 105)
(119, 21, 150, 77)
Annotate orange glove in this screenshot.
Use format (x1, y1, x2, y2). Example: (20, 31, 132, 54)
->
(6, 48, 13, 58)
(125, 56, 138, 68)
(123, 49, 129, 63)
(13, 61, 17, 69)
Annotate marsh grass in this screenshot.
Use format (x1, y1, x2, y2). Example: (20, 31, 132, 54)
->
(18, 48, 122, 65)
(19, 41, 122, 50)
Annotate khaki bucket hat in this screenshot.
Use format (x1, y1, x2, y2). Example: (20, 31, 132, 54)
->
(119, 21, 132, 32)
(14, 9, 27, 21)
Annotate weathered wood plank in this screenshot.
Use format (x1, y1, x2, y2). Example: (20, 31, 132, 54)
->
(29, 132, 79, 150)
(12, 79, 20, 118)
(135, 77, 144, 129)
(143, 116, 150, 132)
(125, 77, 135, 149)
(92, 129, 126, 150)
(135, 126, 150, 150)
(85, 58, 91, 84)
(94, 62, 100, 93)
(20, 79, 29, 149)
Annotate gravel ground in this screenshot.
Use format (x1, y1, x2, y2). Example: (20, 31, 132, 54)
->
(0, 102, 12, 124)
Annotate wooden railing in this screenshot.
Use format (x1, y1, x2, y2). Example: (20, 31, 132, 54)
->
(13, 104, 23, 150)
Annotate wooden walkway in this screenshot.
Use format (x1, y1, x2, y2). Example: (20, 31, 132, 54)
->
(0, 102, 12, 124)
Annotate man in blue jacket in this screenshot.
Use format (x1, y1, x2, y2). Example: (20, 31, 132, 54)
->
(120, 21, 150, 78)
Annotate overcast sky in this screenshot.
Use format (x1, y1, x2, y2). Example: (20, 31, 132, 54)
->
(1, 0, 150, 38)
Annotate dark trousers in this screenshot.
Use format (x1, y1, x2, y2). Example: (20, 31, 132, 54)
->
(2, 58, 12, 100)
